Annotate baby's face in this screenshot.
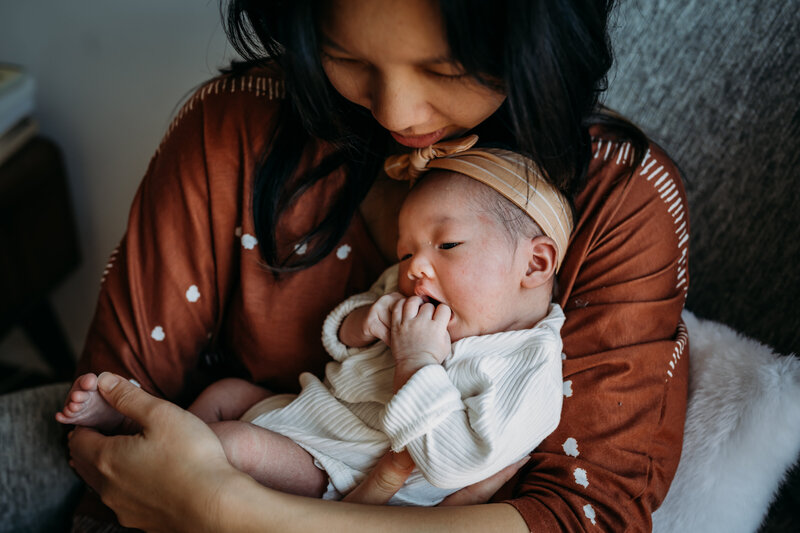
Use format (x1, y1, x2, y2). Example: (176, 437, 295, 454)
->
(396, 172, 533, 341)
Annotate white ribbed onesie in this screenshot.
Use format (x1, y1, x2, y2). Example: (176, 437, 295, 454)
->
(241, 264, 564, 506)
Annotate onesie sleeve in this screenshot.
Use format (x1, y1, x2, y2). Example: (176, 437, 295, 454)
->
(504, 139, 690, 532)
(381, 307, 565, 489)
(77, 73, 281, 403)
(321, 264, 399, 361)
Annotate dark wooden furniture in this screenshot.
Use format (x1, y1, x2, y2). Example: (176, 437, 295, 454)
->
(0, 137, 80, 382)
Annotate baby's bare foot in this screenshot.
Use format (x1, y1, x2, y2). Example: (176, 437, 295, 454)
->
(56, 373, 124, 433)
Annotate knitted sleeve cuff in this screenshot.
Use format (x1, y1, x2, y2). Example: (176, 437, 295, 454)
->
(321, 292, 379, 361)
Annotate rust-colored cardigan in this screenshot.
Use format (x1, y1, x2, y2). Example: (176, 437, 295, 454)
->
(78, 67, 688, 532)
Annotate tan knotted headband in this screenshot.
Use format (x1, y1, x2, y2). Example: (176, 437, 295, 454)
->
(384, 134, 573, 271)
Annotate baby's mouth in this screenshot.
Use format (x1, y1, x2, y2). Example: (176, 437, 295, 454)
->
(418, 294, 442, 307)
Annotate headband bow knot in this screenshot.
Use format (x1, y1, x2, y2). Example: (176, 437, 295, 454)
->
(382, 135, 574, 272)
(384, 134, 479, 184)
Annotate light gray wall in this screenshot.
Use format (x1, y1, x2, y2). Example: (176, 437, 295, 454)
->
(0, 1, 236, 370)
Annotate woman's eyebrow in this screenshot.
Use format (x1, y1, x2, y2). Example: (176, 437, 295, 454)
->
(319, 35, 454, 65)
(421, 56, 456, 66)
(320, 35, 349, 54)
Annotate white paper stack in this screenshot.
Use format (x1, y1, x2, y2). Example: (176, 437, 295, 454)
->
(0, 64, 38, 167)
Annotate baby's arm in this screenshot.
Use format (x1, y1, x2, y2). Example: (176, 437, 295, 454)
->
(382, 311, 564, 489)
(322, 264, 403, 360)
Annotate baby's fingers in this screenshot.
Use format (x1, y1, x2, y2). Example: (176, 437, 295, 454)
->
(433, 304, 452, 325)
(372, 322, 391, 345)
(374, 293, 404, 325)
(393, 295, 421, 324)
(403, 296, 423, 318)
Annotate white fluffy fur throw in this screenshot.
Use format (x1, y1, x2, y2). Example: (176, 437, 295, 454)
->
(652, 311, 800, 533)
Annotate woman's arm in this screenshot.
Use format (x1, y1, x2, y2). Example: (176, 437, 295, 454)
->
(501, 138, 690, 531)
(68, 374, 529, 533)
(219, 480, 527, 533)
(78, 71, 283, 403)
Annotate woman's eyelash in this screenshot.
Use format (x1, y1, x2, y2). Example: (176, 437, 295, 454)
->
(430, 70, 468, 81)
(400, 253, 412, 261)
(321, 52, 359, 64)
(323, 52, 467, 82)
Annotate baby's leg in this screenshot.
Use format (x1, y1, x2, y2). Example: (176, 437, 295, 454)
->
(188, 377, 273, 423)
(210, 420, 327, 498)
(55, 373, 126, 433)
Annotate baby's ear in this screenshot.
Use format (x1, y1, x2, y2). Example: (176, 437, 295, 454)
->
(521, 236, 557, 289)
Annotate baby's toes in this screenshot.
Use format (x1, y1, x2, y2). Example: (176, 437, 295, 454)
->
(69, 389, 89, 404)
(64, 401, 84, 416)
(76, 373, 98, 391)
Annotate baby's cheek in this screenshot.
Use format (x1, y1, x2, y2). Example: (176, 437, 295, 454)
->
(397, 266, 414, 297)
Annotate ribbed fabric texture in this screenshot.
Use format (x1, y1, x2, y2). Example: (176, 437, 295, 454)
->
(243, 264, 564, 504)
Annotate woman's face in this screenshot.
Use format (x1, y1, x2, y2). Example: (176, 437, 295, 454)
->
(319, 0, 506, 148)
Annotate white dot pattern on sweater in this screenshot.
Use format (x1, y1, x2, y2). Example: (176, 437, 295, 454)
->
(186, 285, 200, 302)
(241, 234, 258, 250)
(583, 504, 596, 525)
(336, 244, 351, 260)
(151, 326, 165, 341)
(574, 467, 589, 488)
(563, 437, 579, 457)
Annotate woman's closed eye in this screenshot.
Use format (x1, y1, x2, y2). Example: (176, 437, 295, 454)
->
(439, 242, 461, 250)
(321, 51, 367, 67)
(428, 69, 469, 81)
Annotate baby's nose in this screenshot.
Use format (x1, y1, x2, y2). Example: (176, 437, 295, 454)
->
(407, 255, 434, 280)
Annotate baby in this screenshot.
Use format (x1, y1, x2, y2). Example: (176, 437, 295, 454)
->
(58, 135, 573, 506)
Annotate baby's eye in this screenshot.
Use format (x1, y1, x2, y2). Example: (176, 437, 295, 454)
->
(400, 253, 412, 261)
(439, 242, 461, 250)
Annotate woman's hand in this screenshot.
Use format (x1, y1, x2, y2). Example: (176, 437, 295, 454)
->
(343, 449, 529, 506)
(67, 373, 243, 533)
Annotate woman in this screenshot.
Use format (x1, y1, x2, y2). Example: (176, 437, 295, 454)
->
(68, 0, 689, 530)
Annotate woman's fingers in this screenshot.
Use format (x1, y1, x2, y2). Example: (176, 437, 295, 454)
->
(67, 427, 108, 493)
(438, 456, 530, 507)
(343, 450, 415, 505)
(95, 372, 160, 426)
(66, 381, 239, 532)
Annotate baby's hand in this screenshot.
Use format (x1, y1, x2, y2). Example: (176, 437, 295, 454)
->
(338, 292, 404, 347)
(390, 296, 452, 366)
(362, 292, 405, 345)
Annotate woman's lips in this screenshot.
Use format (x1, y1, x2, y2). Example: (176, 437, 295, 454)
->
(390, 128, 447, 148)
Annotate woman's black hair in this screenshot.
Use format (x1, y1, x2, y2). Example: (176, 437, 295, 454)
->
(223, 0, 647, 272)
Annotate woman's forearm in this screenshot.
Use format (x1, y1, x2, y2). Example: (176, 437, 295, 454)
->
(217, 474, 529, 533)
(68, 374, 531, 533)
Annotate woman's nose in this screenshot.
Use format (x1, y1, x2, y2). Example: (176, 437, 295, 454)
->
(369, 72, 432, 133)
